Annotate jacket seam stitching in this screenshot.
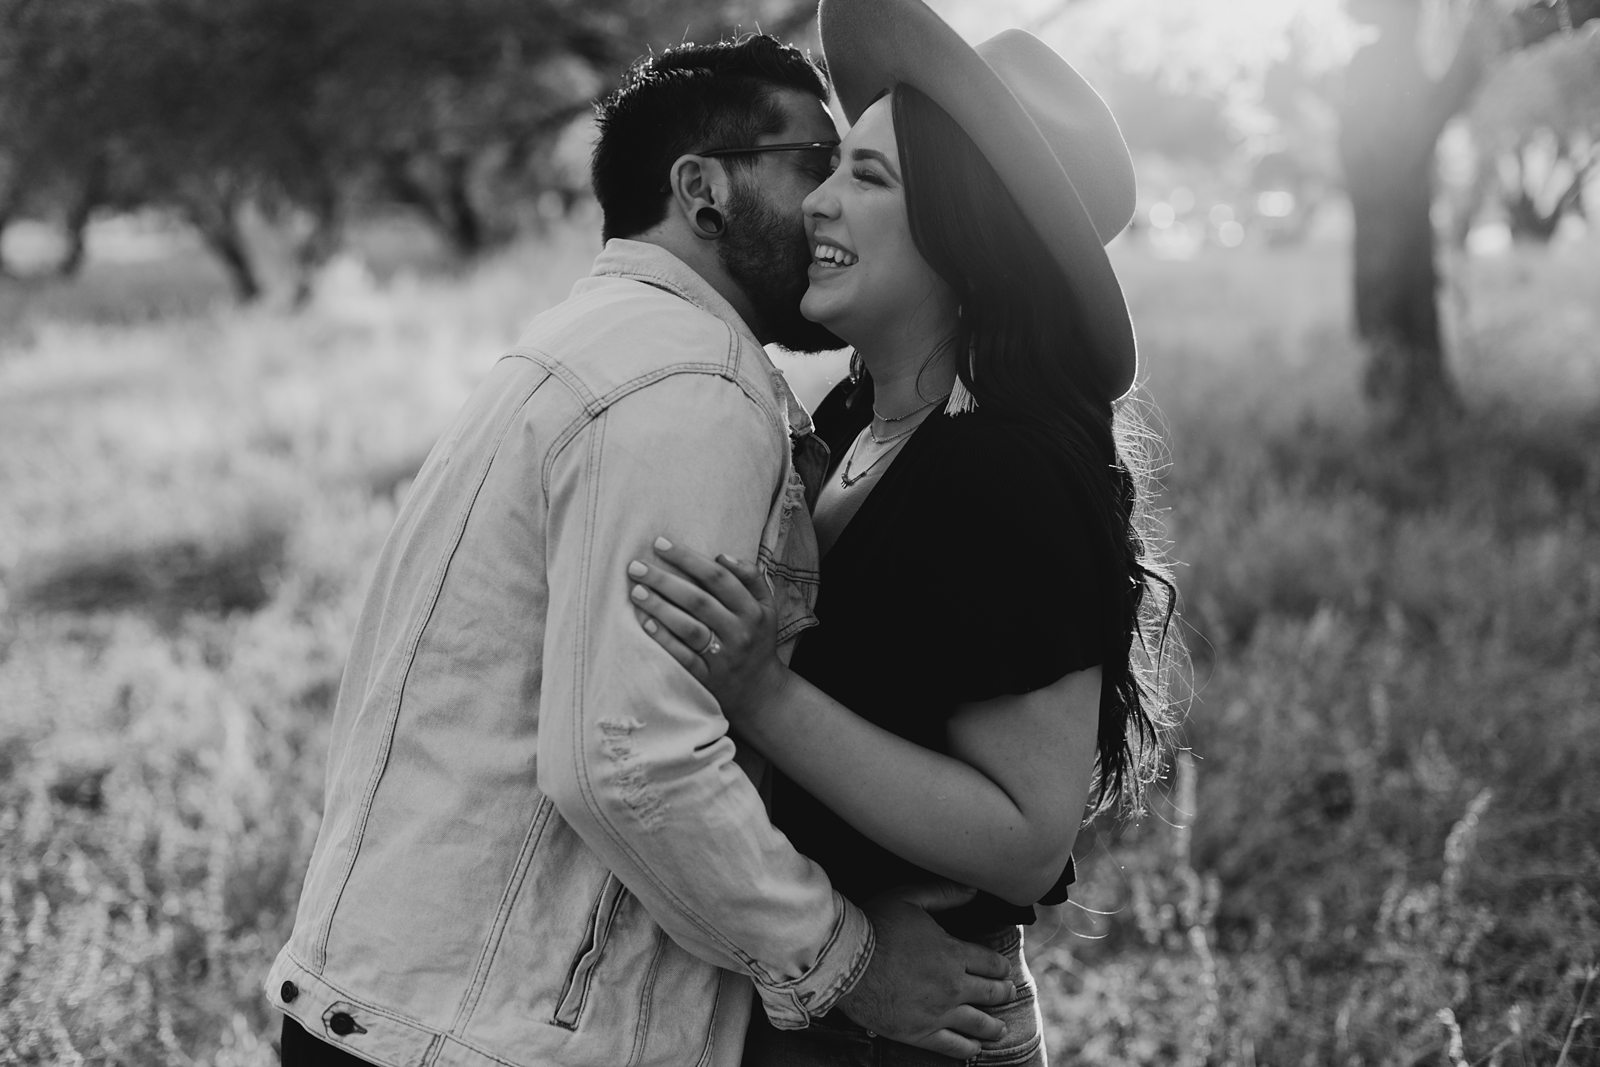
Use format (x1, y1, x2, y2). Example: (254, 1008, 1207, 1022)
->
(692, 972, 724, 1067)
(515, 346, 787, 496)
(278, 948, 440, 1035)
(446, 796, 558, 1038)
(566, 409, 761, 970)
(430, 1032, 552, 1067)
(627, 928, 668, 1067)
(563, 414, 840, 1001)
(550, 873, 615, 1028)
(554, 875, 628, 1029)
(309, 372, 553, 970)
(763, 898, 851, 993)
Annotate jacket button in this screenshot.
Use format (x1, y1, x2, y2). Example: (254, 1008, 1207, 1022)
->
(280, 981, 299, 1004)
(328, 1012, 362, 1037)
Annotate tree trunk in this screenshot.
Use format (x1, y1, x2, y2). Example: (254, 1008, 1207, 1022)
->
(0, 198, 15, 278)
(1504, 188, 1563, 242)
(184, 193, 262, 303)
(1338, 9, 1467, 432)
(381, 149, 488, 259)
(1501, 139, 1589, 242)
(289, 178, 344, 309)
(1344, 150, 1461, 429)
(441, 154, 486, 258)
(56, 155, 108, 279)
(204, 221, 263, 303)
(0, 130, 33, 278)
(1337, 0, 1599, 432)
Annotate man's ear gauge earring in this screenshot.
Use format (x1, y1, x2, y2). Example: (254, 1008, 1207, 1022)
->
(694, 207, 725, 239)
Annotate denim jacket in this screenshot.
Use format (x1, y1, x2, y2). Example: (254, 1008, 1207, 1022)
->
(266, 240, 873, 1067)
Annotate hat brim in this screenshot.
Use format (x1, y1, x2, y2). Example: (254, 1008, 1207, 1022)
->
(818, 0, 1137, 399)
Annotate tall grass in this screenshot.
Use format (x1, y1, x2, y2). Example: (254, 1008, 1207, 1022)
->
(2, 225, 1596, 1065)
(1037, 237, 1600, 1065)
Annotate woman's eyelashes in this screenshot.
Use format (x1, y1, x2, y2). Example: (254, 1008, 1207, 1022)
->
(808, 150, 888, 187)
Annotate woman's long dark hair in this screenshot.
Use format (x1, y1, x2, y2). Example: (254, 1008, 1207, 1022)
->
(891, 84, 1182, 815)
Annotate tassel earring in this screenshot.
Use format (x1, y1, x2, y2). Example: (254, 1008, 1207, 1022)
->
(945, 375, 977, 416)
(945, 306, 977, 416)
(945, 314, 978, 415)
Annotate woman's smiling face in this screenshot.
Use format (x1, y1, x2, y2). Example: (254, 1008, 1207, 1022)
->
(799, 94, 954, 348)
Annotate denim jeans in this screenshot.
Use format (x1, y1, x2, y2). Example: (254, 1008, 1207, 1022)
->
(281, 1015, 367, 1066)
(742, 927, 1046, 1067)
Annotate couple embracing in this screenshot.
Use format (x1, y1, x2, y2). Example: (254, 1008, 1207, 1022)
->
(267, 0, 1179, 1064)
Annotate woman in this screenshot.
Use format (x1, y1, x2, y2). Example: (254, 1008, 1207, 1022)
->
(625, 1, 1180, 1062)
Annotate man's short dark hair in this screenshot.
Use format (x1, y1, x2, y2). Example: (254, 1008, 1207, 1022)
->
(592, 34, 830, 241)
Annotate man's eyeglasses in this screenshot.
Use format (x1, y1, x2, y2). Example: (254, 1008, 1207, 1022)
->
(698, 140, 840, 160)
(658, 142, 840, 194)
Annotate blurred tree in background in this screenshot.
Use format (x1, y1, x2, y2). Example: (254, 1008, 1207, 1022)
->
(0, 0, 814, 301)
(1338, 0, 1598, 431)
(2, 0, 1597, 423)
(1034, 0, 1599, 431)
(1464, 28, 1600, 243)
(0, 0, 118, 279)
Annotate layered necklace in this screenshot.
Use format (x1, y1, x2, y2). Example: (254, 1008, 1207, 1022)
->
(838, 393, 948, 489)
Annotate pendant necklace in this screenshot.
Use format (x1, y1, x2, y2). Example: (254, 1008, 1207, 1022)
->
(842, 390, 952, 488)
(866, 420, 919, 446)
(873, 394, 943, 424)
(838, 432, 906, 488)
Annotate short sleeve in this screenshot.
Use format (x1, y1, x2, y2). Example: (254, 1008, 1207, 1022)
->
(902, 418, 1109, 706)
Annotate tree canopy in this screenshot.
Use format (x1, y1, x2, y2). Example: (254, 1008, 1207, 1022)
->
(0, 0, 815, 297)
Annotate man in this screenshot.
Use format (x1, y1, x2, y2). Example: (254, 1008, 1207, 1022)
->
(268, 35, 1013, 1067)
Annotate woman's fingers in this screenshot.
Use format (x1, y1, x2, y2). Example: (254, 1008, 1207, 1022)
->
(651, 538, 760, 616)
(714, 552, 774, 609)
(639, 614, 709, 685)
(628, 556, 739, 636)
(630, 580, 718, 656)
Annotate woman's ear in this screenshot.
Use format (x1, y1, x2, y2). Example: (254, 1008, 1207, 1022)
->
(667, 155, 731, 240)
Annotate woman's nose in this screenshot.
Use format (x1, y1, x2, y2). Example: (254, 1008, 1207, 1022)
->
(802, 176, 837, 219)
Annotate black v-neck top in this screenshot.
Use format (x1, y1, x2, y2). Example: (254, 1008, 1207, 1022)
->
(779, 380, 1107, 935)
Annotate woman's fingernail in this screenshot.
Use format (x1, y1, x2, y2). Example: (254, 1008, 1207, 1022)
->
(627, 560, 647, 578)
(643, 618, 658, 634)
(721, 555, 739, 566)
(654, 537, 673, 551)
(631, 584, 648, 602)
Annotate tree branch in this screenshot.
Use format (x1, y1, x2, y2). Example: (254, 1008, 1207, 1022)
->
(1510, 0, 1600, 47)
(1429, 0, 1600, 141)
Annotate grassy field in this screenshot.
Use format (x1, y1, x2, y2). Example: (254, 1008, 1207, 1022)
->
(1, 222, 1596, 1066)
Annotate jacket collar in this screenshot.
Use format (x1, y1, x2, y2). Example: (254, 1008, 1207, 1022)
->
(590, 239, 760, 349)
(588, 239, 816, 439)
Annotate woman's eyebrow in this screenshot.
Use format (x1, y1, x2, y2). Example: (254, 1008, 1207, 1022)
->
(848, 148, 902, 183)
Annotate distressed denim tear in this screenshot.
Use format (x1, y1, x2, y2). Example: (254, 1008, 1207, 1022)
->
(599, 717, 665, 829)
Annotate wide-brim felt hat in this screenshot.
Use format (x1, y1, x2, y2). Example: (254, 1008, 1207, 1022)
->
(818, 0, 1138, 400)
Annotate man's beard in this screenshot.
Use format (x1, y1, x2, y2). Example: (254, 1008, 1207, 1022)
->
(719, 182, 842, 354)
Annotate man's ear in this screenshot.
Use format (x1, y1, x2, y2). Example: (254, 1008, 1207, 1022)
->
(667, 154, 731, 240)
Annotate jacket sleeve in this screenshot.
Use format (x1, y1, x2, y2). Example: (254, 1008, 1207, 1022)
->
(536, 371, 873, 1029)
